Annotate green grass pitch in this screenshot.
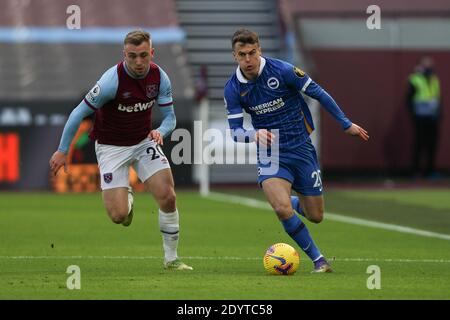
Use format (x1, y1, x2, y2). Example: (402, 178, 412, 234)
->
(0, 189, 449, 299)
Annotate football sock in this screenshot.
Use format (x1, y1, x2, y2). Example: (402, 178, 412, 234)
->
(127, 193, 133, 215)
(159, 209, 179, 263)
(290, 196, 305, 217)
(281, 213, 322, 262)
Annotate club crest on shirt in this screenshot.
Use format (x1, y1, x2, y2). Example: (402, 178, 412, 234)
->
(146, 84, 158, 99)
(103, 173, 113, 184)
(122, 91, 132, 99)
(294, 66, 305, 78)
(267, 77, 279, 90)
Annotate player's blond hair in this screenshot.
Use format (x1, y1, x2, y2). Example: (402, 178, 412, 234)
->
(231, 28, 260, 50)
(124, 30, 151, 46)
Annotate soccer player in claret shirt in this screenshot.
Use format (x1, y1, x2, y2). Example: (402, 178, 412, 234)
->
(49, 30, 192, 271)
(224, 29, 369, 272)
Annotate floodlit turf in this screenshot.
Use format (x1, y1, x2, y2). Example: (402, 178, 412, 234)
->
(0, 190, 449, 299)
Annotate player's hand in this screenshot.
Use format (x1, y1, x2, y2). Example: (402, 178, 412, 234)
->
(345, 123, 369, 141)
(49, 151, 68, 176)
(149, 130, 163, 145)
(255, 129, 275, 147)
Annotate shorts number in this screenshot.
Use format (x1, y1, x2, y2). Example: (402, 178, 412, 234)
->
(146, 146, 163, 160)
(311, 170, 322, 191)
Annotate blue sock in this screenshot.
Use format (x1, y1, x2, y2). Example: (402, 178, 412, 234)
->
(290, 196, 305, 217)
(281, 214, 322, 262)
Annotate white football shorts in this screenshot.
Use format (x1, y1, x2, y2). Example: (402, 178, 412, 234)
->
(95, 138, 171, 190)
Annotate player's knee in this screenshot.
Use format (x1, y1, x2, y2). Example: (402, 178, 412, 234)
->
(108, 208, 128, 224)
(273, 203, 293, 220)
(110, 214, 127, 224)
(309, 215, 323, 224)
(308, 209, 324, 224)
(159, 188, 176, 211)
(163, 188, 176, 206)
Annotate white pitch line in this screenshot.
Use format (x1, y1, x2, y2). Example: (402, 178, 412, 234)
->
(207, 192, 450, 241)
(0, 256, 449, 263)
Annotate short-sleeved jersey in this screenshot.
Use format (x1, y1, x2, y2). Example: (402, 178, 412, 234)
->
(84, 61, 173, 146)
(224, 56, 320, 151)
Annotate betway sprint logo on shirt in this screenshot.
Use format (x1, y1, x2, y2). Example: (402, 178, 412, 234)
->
(249, 98, 284, 115)
(118, 101, 154, 112)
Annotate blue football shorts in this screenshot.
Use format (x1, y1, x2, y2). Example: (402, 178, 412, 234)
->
(257, 138, 323, 196)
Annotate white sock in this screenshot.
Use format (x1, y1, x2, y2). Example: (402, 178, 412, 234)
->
(127, 192, 133, 215)
(159, 209, 179, 263)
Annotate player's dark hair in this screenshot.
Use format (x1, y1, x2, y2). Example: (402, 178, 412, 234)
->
(231, 28, 259, 49)
(124, 30, 151, 46)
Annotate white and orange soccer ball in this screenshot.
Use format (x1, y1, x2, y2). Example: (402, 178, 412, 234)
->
(263, 243, 300, 275)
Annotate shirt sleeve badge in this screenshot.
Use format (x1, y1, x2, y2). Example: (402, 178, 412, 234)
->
(293, 66, 305, 78)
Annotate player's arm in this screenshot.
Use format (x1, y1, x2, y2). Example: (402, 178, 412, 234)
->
(283, 64, 369, 141)
(152, 67, 176, 145)
(224, 85, 274, 146)
(49, 66, 118, 175)
(306, 82, 369, 140)
(224, 83, 255, 143)
(49, 101, 94, 175)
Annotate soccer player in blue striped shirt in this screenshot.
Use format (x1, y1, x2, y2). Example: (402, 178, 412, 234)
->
(224, 29, 369, 272)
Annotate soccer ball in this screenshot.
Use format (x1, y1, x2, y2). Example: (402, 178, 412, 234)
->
(263, 243, 300, 275)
